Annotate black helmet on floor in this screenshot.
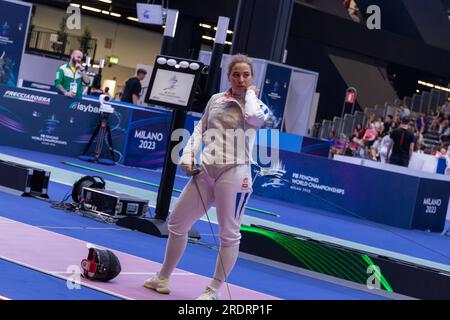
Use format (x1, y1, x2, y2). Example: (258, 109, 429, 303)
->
(81, 247, 121, 281)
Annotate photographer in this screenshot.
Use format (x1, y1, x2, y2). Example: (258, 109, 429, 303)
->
(55, 50, 91, 99)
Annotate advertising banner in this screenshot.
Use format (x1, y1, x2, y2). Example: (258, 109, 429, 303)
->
(260, 63, 292, 130)
(123, 109, 171, 169)
(0, 0, 31, 86)
(252, 148, 450, 231)
(0, 85, 130, 159)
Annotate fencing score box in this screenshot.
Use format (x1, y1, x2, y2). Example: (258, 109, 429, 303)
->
(145, 55, 204, 111)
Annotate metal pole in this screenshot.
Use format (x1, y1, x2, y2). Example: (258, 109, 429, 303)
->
(204, 16, 229, 98)
(154, 9, 180, 222)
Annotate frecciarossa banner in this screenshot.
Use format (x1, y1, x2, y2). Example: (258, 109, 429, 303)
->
(0, 84, 201, 168)
(252, 148, 450, 232)
(0, 85, 130, 161)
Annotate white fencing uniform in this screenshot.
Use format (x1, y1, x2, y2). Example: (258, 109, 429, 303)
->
(169, 88, 269, 245)
(156, 88, 269, 293)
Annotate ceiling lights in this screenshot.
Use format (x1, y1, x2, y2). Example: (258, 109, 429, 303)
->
(418, 80, 450, 93)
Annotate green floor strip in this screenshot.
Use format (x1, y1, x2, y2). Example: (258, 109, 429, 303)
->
(63, 161, 279, 218)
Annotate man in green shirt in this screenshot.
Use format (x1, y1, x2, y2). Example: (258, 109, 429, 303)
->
(55, 50, 91, 98)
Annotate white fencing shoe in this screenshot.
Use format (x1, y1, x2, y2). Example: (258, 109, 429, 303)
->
(144, 273, 171, 294)
(196, 286, 220, 300)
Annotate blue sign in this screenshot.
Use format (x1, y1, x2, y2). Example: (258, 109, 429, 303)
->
(252, 148, 450, 232)
(124, 109, 171, 169)
(260, 63, 292, 130)
(0, 85, 130, 159)
(0, 1, 31, 86)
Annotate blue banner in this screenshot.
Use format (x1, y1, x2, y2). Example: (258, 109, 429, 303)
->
(260, 63, 292, 130)
(0, 85, 130, 160)
(0, 0, 31, 86)
(252, 148, 450, 232)
(124, 109, 200, 169)
(124, 109, 171, 169)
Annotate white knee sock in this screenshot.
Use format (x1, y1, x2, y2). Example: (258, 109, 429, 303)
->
(209, 245, 239, 290)
(159, 232, 188, 279)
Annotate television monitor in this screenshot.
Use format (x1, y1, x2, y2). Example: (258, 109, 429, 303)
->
(136, 3, 164, 25)
(145, 55, 204, 111)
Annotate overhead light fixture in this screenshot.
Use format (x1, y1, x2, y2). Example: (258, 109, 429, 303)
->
(225, 41, 232, 45)
(98, 0, 112, 3)
(199, 23, 212, 29)
(212, 27, 233, 34)
(202, 35, 214, 41)
(418, 80, 434, 88)
(418, 80, 450, 92)
(82, 5, 101, 13)
(127, 16, 138, 22)
(70, 3, 80, 7)
(110, 12, 121, 17)
(101, 10, 110, 15)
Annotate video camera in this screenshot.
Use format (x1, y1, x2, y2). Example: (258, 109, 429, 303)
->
(99, 94, 114, 114)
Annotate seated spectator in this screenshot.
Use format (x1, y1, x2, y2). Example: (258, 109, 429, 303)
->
(435, 147, 448, 158)
(370, 134, 392, 163)
(430, 106, 443, 131)
(363, 123, 378, 147)
(373, 116, 383, 133)
(333, 133, 347, 155)
(353, 123, 365, 138)
(416, 112, 428, 134)
(440, 120, 450, 143)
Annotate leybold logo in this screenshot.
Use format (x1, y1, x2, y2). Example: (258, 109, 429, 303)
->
(70, 102, 100, 113)
(3, 90, 51, 105)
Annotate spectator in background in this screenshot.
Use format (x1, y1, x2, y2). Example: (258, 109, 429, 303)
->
(103, 87, 112, 98)
(353, 123, 365, 138)
(398, 104, 411, 118)
(440, 120, 450, 143)
(387, 117, 415, 167)
(371, 134, 392, 163)
(121, 69, 147, 105)
(435, 147, 448, 158)
(373, 116, 383, 133)
(334, 133, 347, 155)
(363, 122, 378, 147)
(444, 101, 450, 114)
(382, 115, 393, 135)
(416, 112, 428, 135)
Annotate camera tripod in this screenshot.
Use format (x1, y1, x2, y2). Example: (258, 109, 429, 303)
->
(79, 112, 116, 165)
